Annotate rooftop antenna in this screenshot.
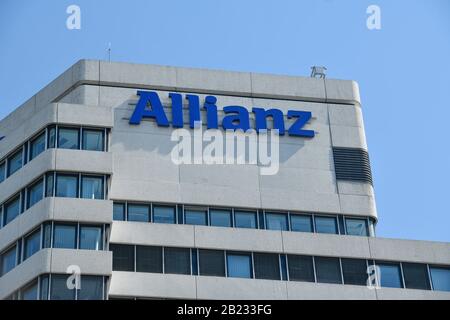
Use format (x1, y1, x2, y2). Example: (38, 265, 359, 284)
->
(310, 66, 327, 79)
(107, 42, 111, 62)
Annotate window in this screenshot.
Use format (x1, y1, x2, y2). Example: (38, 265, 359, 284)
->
(430, 267, 450, 292)
(47, 126, 56, 149)
(227, 253, 252, 279)
(110, 244, 135, 271)
(81, 175, 104, 199)
(0, 162, 5, 182)
(136, 246, 162, 273)
(56, 174, 78, 198)
(79, 225, 103, 250)
(21, 281, 38, 300)
(234, 211, 257, 229)
(185, 209, 207, 226)
(4, 196, 20, 225)
(287, 255, 315, 282)
(45, 173, 54, 197)
(40, 275, 49, 300)
(127, 204, 150, 222)
(402, 263, 430, 290)
(265, 212, 288, 231)
(345, 218, 369, 236)
(58, 128, 79, 149)
(27, 179, 44, 208)
(24, 229, 41, 260)
(42, 223, 52, 248)
(290, 214, 313, 233)
(377, 262, 403, 288)
(314, 216, 338, 234)
(315, 257, 342, 284)
(53, 224, 77, 249)
(153, 205, 176, 224)
(199, 249, 225, 277)
(77, 276, 104, 300)
(50, 274, 76, 300)
(341, 258, 368, 286)
(209, 209, 232, 228)
(7, 149, 23, 177)
(164, 247, 191, 275)
(254, 253, 280, 280)
(113, 203, 125, 221)
(82, 129, 104, 151)
(1, 246, 17, 276)
(30, 132, 46, 160)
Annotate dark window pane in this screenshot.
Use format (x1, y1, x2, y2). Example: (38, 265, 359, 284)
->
(254, 253, 280, 280)
(265, 212, 288, 231)
(47, 127, 56, 149)
(27, 179, 44, 208)
(210, 209, 232, 228)
(24, 229, 41, 260)
(42, 223, 52, 248)
(56, 174, 78, 198)
(7, 149, 22, 176)
(185, 209, 207, 226)
(341, 258, 368, 286)
(78, 276, 103, 300)
(345, 218, 369, 236)
(378, 262, 403, 288)
(234, 211, 257, 229)
(45, 173, 54, 197)
(30, 132, 46, 160)
(164, 247, 191, 275)
(1, 246, 17, 276)
(430, 267, 450, 292)
(287, 255, 315, 282)
(199, 249, 225, 277)
(40, 275, 49, 300)
(81, 175, 104, 199)
(315, 216, 338, 234)
(50, 275, 76, 300)
(315, 257, 342, 284)
(290, 215, 313, 233)
(22, 281, 38, 300)
(4, 196, 20, 225)
(82, 129, 104, 151)
(153, 205, 176, 224)
(79, 226, 102, 250)
(58, 128, 79, 149)
(403, 263, 430, 290)
(113, 203, 125, 221)
(110, 244, 135, 271)
(127, 204, 149, 222)
(53, 224, 77, 249)
(136, 246, 162, 273)
(227, 253, 252, 278)
(0, 162, 5, 182)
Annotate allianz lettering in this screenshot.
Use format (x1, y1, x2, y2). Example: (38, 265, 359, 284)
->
(129, 90, 315, 137)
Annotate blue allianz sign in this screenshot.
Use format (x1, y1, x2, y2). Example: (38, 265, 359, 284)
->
(129, 90, 314, 137)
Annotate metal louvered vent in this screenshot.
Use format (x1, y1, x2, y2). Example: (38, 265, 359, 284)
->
(333, 147, 373, 185)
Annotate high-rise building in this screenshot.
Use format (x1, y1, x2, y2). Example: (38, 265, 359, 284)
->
(0, 60, 449, 300)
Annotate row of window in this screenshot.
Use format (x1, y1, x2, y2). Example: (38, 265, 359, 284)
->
(110, 244, 450, 292)
(0, 125, 108, 184)
(0, 172, 107, 229)
(113, 202, 375, 237)
(6, 274, 106, 300)
(0, 222, 107, 277)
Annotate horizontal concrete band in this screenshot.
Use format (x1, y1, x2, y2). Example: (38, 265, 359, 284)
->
(0, 148, 113, 205)
(0, 197, 113, 252)
(110, 222, 450, 265)
(0, 249, 112, 300)
(108, 272, 450, 300)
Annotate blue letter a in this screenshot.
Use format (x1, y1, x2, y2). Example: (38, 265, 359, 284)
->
(129, 91, 170, 126)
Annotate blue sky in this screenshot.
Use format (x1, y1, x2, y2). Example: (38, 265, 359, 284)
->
(0, 0, 449, 241)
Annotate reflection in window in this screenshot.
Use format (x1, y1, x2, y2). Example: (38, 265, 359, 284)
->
(53, 224, 77, 249)
(58, 128, 79, 150)
(127, 204, 149, 222)
(227, 253, 252, 279)
(234, 211, 257, 229)
(345, 218, 369, 236)
(79, 226, 103, 250)
(24, 229, 41, 260)
(7, 149, 22, 177)
(209, 209, 232, 228)
(153, 205, 176, 224)
(30, 132, 46, 160)
(185, 209, 207, 226)
(56, 174, 78, 198)
(113, 203, 125, 221)
(377, 262, 403, 288)
(314, 216, 338, 234)
(430, 267, 450, 292)
(27, 179, 44, 209)
(4, 196, 20, 226)
(1, 245, 17, 276)
(82, 129, 104, 151)
(290, 215, 313, 233)
(265, 212, 288, 231)
(81, 175, 104, 199)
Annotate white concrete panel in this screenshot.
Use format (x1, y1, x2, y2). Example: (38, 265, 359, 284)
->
(50, 249, 112, 275)
(109, 179, 181, 203)
(338, 194, 377, 218)
(330, 125, 368, 149)
(325, 79, 361, 105)
(287, 282, 377, 300)
(337, 181, 374, 197)
(57, 103, 113, 127)
(54, 149, 113, 174)
(376, 287, 450, 300)
(53, 198, 112, 223)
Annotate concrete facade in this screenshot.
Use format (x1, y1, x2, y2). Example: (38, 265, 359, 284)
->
(0, 60, 449, 300)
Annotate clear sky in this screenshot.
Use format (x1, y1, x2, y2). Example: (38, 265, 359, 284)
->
(0, 0, 449, 242)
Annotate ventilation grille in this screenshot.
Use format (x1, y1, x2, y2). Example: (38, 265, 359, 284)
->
(333, 147, 373, 185)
